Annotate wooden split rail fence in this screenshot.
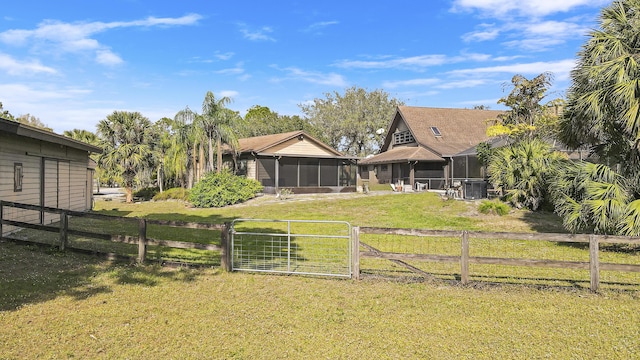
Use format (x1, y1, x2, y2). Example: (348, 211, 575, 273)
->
(352, 227, 640, 292)
(3, 201, 640, 292)
(0, 201, 233, 269)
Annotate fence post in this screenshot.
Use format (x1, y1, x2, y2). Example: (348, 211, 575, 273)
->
(461, 230, 469, 284)
(220, 222, 232, 272)
(138, 219, 147, 264)
(0, 201, 3, 239)
(589, 234, 599, 292)
(351, 226, 360, 280)
(59, 211, 68, 251)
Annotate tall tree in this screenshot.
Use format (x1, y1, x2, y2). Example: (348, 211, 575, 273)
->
(174, 106, 198, 188)
(559, 0, 640, 185)
(199, 91, 239, 173)
(487, 73, 559, 139)
(0, 101, 15, 120)
(15, 114, 53, 132)
(237, 105, 311, 138)
(299, 86, 404, 157)
(97, 111, 153, 203)
(554, 0, 640, 235)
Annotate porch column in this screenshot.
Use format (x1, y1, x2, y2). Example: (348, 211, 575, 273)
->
(275, 157, 280, 193)
(409, 162, 415, 190)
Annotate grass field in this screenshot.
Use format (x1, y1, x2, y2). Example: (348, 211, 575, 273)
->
(1, 191, 640, 358)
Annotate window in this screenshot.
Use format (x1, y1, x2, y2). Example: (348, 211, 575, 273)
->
(393, 130, 415, 145)
(431, 126, 442, 137)
(14, 163, 23, 192)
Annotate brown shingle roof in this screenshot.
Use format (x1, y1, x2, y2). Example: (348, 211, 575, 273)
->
(228, 130, 344, 156)
(385, 106, 505, 157)
(360, 146, 442, 165)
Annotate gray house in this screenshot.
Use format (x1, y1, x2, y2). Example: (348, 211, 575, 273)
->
(359, 106, 505, 191)
(0, 118, 102, 235)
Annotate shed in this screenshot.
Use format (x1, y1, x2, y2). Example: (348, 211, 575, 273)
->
(0, 117, 102, 236)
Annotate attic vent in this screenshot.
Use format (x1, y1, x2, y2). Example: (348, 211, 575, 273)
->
(430, 126, 441, 137)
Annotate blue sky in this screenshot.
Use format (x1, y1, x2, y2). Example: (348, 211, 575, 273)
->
(0, 0, 611, 133)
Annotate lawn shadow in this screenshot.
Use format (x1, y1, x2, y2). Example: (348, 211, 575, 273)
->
(518, 210, 567, 233)
(0, 241, 111, 311)
(0, 241, 209, 312)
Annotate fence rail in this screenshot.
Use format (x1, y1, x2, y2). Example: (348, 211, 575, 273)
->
(3, 200, 640, 291)
(0, 200, 230, 266)
(354, 227, 640, 291)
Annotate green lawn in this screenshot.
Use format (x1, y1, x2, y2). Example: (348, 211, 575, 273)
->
(1, 192, 640, 358)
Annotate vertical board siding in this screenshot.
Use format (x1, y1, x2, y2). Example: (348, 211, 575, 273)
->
(69, 163, 87, 211)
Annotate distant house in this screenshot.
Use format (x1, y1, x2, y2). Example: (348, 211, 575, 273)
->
(359, 106, 505, 191)
(0, 117, 102, 236)
(224, 130, 358, 194)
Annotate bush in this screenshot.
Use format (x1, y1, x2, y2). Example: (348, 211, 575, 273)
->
(478, 199, 510, 216)
(152, 187, 190, 201)
(133, 187, 159, 201)
(188, 170, 263, 208)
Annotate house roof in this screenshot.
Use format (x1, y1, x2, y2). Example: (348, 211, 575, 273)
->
(384, 106, 505, 157)
(230, 130, 346, 157)
(360, 146, 443, 165)
(0, 117, 102, 153)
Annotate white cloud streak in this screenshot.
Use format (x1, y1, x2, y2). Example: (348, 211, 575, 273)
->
(448, 59, 576, 80)
(451, 0, 609, 18)
(0, 14, 202, 66)
(0, 53, 57, 75)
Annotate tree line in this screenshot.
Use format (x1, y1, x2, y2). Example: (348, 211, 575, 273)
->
(0, 86, 402, 203)
(2, 0, 638, 236)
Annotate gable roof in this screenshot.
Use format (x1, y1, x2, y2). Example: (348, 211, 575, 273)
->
(231, 130, 345, 157)
(0, 117, 102, 153)
(383, 106, 505, 157)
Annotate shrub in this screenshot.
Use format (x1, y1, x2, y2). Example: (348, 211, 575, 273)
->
(478, 199, 510, 216)
(188, 170, 263, 208)
(152, 187, 190, 201)
(133, 187, 159, 201)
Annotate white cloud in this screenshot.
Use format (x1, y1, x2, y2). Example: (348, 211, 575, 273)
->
(451, 0, 609, 18)
(436, 79, 489, 89)
(448, 59, 576, 80)
(0, 53, 57, 75)
(215, 62, 245, 75)
(274, 66, 347, 87)
(335, 55, 449, 70)
(462, 23, 500, 42)
(95, 49, 123, 66)
(239, 24, 276, 41)
(219, 90, 239, 99)
(303, 21, 339, 33)
(382, 78, 440, 88)
(0, 14, 202, 65)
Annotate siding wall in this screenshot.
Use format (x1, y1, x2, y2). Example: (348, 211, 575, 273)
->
(268, 138, 335, 157)
(1, 132, 93, 236)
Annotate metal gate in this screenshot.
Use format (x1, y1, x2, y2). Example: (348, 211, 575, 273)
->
(231, 219, 352, 278)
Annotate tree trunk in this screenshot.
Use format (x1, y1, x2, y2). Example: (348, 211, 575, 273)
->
(198, 144, 205, 178)
(125, 186, 133, 203)
(157, 164, 163, 193)
(209, 135, 215, 173)
(216, 135, 222, 173)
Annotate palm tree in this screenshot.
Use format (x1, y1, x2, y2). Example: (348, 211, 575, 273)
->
(559, 0, 640, 187)
(555, 0, 640, 235)
(174, 106, 199, 188)
(550, 161, 630, 234)
(199, 91, 239, 173)
(97, 111, 153, 203)
(488, 138, 566, 210)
